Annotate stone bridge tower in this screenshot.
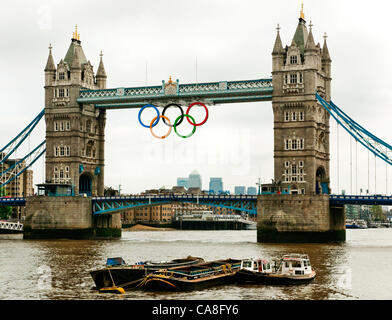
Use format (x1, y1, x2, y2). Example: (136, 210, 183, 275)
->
(257, 8, 344, 243)
(44, 27, 106, 196)
(271, 9, 332, 196)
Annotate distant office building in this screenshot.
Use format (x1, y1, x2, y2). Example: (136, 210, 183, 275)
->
(177, 177, 189, 188)
(188, 170, 202, 189)
(247, 187, 257, 195)
(234, 186, 246, 195)
(209, 177, 223, 194)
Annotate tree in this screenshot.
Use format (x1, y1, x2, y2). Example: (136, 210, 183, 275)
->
(0, 187, 12, 220)
(370, 205, 385, 222)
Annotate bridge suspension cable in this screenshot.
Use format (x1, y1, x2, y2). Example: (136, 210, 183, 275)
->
(0, 109, 46, 188)
(0, 141, 46, 188)
(316, 94, 392, 167)
(0, 109, 44, 165)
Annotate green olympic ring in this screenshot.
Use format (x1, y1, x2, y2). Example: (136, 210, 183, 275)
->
(173, 114, 197, 139)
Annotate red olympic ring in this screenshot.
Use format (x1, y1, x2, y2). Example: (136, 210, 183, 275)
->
(185, 102, 209, 126)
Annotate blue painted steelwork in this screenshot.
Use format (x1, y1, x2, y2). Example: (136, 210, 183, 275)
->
(4, 194, 392, 210)
(77, 79, 273, 108)
(0, 142, 46, 188)
(92, 194, 258, 216)
(329, 194, 392, 206)
(0, 197, 26, 206)
(0, 110, 44, 164)
(316, 93, 392, 166)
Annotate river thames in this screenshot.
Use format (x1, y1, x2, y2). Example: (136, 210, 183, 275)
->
(0, 228, 391, 300)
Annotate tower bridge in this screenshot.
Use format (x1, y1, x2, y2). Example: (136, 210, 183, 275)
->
(3, 7, 389, 241)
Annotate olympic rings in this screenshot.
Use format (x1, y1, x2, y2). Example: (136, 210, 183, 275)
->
(138, 104, 160, 128)
(186, 102, 209, 126)
(150, 115, 172, 139)
(162, 103, 184, 127)
(139, 102, 208, 139)
(173, 114, 197, 139)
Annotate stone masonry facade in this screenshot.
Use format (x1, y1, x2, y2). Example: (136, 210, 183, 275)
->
(44, 31, 107, 196)
(271, 16, 332, 196)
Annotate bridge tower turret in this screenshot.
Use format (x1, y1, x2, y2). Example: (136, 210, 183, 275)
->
(271, 11, 331, 196)
(43, 27, 106, 196)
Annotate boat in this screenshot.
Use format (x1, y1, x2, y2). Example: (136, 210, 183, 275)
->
(236, 254, 316, 285)
(90, 255, 204, 291)
(346, 219, 367, 229)
(136, 258, 242, 291)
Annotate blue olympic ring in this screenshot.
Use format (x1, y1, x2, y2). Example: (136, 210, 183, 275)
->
(138, 104, 160, 128)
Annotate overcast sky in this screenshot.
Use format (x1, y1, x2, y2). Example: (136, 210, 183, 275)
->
(1, 0, 392, 195)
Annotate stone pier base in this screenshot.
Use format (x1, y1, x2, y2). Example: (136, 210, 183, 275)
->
(257, 194, 345, 243)
(23, 196, 121, 240)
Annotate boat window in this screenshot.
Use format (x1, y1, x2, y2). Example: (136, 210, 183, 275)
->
(292, 261, 302, 268)
(285, 262, 290, 268)
(266, 263, 270, 270)
(242, 261, 252, 268)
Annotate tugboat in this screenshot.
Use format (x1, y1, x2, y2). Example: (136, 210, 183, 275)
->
(90, 256, 204, 292)
(236, 254, 316, 285)
(136, 258, 242, 291)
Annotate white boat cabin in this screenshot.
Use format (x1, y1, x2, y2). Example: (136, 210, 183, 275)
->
(277, 254, 313, 276)
(240, 259, 273, 273)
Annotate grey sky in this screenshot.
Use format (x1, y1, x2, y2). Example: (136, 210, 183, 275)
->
(1, 0, 392, 195)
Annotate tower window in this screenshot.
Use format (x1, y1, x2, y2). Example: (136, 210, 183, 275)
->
(290, 56, 298, 64)
(292, 164, 297, 175)
(284, 112, 290, 121)
(299, 161, 304, 167)
(59, 88, 65, 98)
(292, 139, 298, 150)
(54, 122, 59, 131)
(285, 161, 290, 167)
(60, 146, 65, 156)
(299, 139, 304, 150)
(284, 74, 288, 84)
(299, 73, 303, 83)
(292, 112, 297, 121)
(66, 121, 70, 131)
(59, 72, 65, 80)
(60, 122, 64, 131)
(290, 74, 297, 84)
(299, 111, 304, 121)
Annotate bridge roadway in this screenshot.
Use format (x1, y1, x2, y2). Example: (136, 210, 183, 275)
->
(2, 194, 392, 215)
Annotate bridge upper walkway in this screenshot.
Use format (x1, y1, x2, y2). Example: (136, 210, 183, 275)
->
(77, 78, 273, 109)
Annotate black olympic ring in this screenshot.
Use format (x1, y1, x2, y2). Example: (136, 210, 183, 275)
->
(161, 103, 184, 128)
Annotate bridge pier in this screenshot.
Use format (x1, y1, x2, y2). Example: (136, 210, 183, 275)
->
(23, 196, 121, 239)
(257, 194, 345, 243)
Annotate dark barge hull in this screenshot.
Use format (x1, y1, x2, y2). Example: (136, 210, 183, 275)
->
(236, 269, 316, 285)
(141, 272, 238, 291)
(90, 257, 204, 290)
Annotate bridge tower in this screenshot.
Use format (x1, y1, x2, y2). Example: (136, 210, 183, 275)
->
(271, 12, 332, 195)
(44, 27, 106, 196)
(257, 8, 345, 243)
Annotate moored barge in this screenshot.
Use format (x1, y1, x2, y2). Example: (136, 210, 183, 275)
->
(90, 256, 204, 291)
(137, 258, 242, 291)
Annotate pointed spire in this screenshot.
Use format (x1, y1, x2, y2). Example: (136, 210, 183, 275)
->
(96, 51, 107, 77)
(322, 32, 331, 61)
(71, 45, 81, 70)
(272, 24, 284, 54)
(300, 2, 305, 20)
(305, 21, 317, 51)
(45, 43, 56, 71)
(72, 25, 80, 41)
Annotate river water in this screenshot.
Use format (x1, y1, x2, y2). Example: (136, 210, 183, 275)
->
(0, 229, 391, 300)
